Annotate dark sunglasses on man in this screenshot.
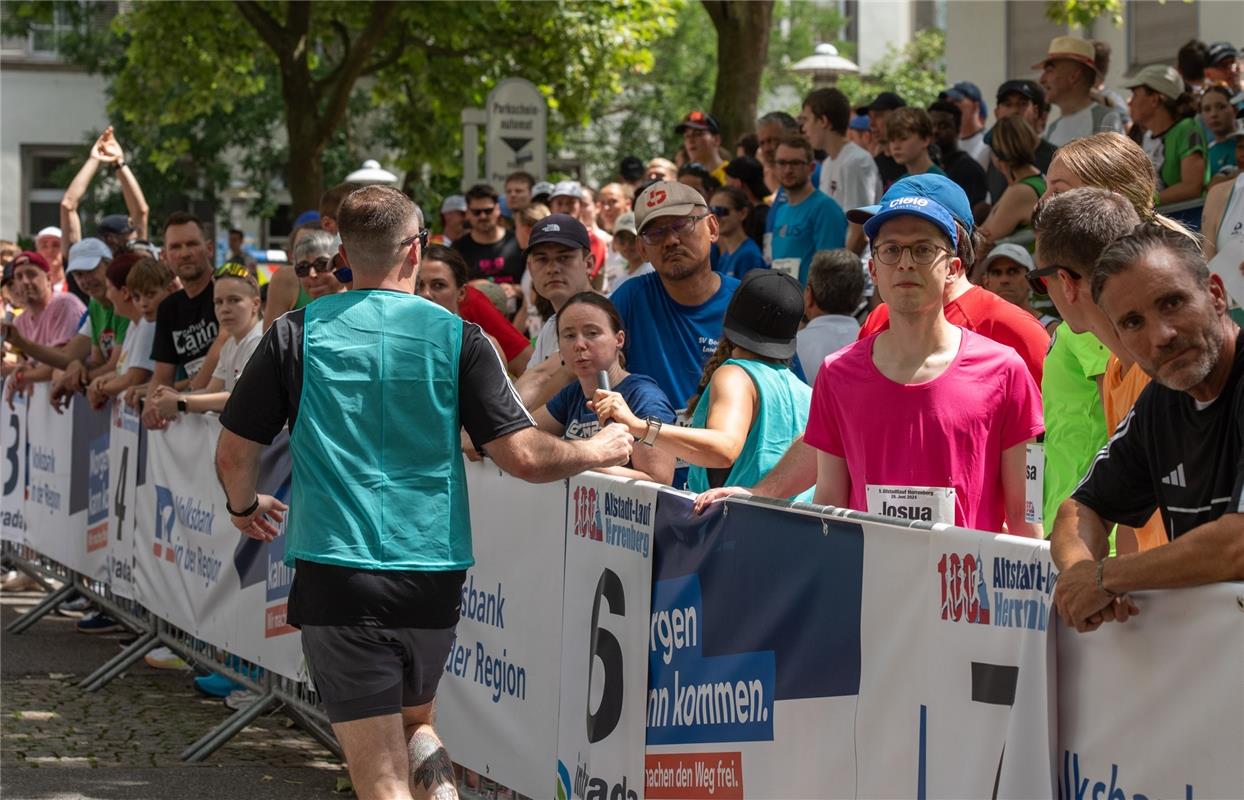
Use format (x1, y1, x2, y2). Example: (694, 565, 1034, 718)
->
(1024, 263, 1080, 297)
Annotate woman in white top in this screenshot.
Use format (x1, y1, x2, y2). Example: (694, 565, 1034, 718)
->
(149, 266, 261, 417)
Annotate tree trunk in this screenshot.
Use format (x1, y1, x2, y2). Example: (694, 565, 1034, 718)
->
(702, 0, 774, 151)
(286, 121, 326, 216)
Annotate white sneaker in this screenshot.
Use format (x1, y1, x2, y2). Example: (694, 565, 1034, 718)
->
(224, 689, 261, 711)
(144, 646, 190, 671)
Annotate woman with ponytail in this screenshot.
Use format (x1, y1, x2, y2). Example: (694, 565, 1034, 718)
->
(1123, 65, 1206, 205)
(592, 269, 812, 498)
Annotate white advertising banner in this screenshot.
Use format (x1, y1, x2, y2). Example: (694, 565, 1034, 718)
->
(558, 474, 656, 800)
(438, 463, 567, 799)
(1, 381, 28, 544)
(132, 413, 304, 679)
(917, 528, 1057, 800)
(21, 385, 88, 572)
(1058, 583, 1244, 800)
(102, 399, 143, 598)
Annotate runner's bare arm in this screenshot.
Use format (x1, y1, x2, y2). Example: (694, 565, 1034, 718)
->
(482, 424, 632, 483)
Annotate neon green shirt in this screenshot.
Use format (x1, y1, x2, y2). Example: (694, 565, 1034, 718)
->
(1041, 323, 1110, 526)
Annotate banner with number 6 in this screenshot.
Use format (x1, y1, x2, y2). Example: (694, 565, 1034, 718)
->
(556, 474, 656, 800)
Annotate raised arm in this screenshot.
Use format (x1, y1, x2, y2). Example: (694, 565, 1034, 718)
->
(103, 130, 150, 239)
(60, 130, 113, 249)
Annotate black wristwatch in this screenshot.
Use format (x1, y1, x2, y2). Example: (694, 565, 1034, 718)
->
(177, 398, 187, 413)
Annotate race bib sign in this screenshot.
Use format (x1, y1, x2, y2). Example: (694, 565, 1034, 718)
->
(866, 484, 955, 525)
(1025, 443, 1045, 525)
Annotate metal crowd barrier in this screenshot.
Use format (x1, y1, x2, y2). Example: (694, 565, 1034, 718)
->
(0, 539, 341, 763)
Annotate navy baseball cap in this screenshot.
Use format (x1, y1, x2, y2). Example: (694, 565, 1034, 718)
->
(97, 214, 135, 236)
(940, 81, 987, 121)
(863, 196, 958, 250)
(526, 213, 590, 251)
(847, 173, 974, 233)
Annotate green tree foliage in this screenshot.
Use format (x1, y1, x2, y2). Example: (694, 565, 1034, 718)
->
(1045, 0, 1124, 28)
(838, 28, 946, 110)
(5, 1, 676, 218)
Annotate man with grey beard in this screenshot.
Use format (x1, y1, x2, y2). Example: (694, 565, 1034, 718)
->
(1052, 222, 1244, 633)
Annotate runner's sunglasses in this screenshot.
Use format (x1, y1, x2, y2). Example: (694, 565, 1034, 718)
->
(1025, 264, 1080, 296)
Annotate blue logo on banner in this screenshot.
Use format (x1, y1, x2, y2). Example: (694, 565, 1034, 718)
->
(647, 492, 864, 746)
(154, 485, 176, 543)
(87, 433, 109, 525)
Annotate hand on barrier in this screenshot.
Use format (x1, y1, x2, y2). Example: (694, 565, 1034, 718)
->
(51, 362, 86, 412)
(589, 422, 634, 468)
(231, 494, 289, 542)
(141, 396, 170, 430)
(1053, 558, 1138, 633)
(123, 383, 146, 410)
(590, 389, 643, 438)
(4, 369, 27, 410)
(85, 376, 109, 410)
(150, 385, 183, 420)
(692, 486, 751, 515)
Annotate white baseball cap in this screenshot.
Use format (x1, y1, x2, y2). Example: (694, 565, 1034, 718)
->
(35, 226, 62, 242)
(550, 180, 583, 201)
(66, 237, 113, 273)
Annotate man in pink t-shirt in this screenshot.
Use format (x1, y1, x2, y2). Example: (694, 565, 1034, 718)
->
(4, 251, 87, 408)
(802, 196, 1043, 533)
(10, 251, 85, 346)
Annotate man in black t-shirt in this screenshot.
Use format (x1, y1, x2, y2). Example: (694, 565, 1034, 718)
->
(928, 101, 988, 211)
(863, 92, 908, 190)
(215, 186, 632, 800)
(142, 212, 219, 429)
(451, 183, 524, 286)
(1052, 223, 1244, 633)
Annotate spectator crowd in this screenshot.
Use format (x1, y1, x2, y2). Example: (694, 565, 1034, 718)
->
(3, 31, 1243, 800)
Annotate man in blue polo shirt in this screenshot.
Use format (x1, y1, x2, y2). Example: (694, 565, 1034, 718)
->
(611, 181, 739, 414)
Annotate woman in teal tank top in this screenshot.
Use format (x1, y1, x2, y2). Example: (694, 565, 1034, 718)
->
(979, 115, 1046, 249)
(593, 270, 812, 501)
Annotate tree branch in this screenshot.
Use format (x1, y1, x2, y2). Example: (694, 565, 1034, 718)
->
(314, 1, 397, 142)
(234, 1, 288, 57)
(311, 19, 353, 95)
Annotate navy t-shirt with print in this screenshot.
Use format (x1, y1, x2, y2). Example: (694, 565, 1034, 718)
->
(546, 373, 676, 440)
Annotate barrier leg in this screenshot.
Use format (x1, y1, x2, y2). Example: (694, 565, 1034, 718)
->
(281, 703, 343, 760)
(179, 690, 280, 763)
(77, 629, 158, 691)
(5, 582, 79, 635)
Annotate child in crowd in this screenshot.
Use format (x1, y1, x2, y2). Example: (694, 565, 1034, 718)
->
(87, 255, 176, 408)
(884, 108, 945, 179)
(150, 265, 261, 418)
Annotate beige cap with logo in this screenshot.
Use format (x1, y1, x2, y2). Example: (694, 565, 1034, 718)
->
(633, 181, 708, 233)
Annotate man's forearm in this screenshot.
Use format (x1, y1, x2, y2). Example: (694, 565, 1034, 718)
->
(1103, 514, 1244, 593)
(752, 436, 816, 498)
(1050, 499, 1111, 569)
(215, 429, 263, 509)
(13, 335, 90, 370)
(484, 426, 618, 483)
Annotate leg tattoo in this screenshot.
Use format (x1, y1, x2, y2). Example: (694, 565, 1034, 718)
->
(409, 728, 457, 800)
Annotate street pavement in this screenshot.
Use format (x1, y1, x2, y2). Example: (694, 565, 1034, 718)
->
(1, 589, 347, 799)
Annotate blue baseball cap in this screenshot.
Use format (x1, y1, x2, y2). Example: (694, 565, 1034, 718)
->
(862, 196, 958, 250)
(940, 81, 988, 122)
(847, 173, 974, 233)
(849, 114, 871, 132)
(293, 209, 321, 228)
